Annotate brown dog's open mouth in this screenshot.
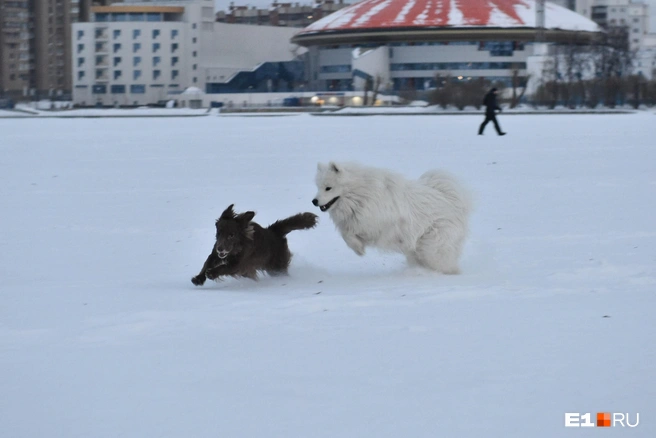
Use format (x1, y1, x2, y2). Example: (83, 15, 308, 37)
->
(319, 196, 339, 212)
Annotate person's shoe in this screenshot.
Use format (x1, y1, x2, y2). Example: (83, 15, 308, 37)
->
(499, 132, 507, 136)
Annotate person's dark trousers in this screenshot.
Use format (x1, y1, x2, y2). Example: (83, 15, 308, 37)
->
(478, 113, 504, 135)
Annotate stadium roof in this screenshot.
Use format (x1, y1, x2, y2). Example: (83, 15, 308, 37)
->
(293, 0, 600, 46)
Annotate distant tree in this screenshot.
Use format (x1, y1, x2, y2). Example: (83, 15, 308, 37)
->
(398, 78, 418, 104)
(592, 26, 635, 107)
(510, 66, 530, 109)
(429, 74, 451, 108)
(370, 75, 383, 106)
(362, 77, 372, 106)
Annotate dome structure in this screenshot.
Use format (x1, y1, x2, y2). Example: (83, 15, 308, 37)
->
(292, 0, 600, 45)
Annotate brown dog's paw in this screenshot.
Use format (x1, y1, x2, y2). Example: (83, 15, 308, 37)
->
(191, 275, 206, 286)
(205, 268, 225, 280)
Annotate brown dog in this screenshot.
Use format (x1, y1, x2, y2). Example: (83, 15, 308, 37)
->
(192, 204, 317, 285)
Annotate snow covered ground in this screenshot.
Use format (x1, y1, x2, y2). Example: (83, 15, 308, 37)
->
(1, 107, 209, 118)
(1, 113, 654, 437)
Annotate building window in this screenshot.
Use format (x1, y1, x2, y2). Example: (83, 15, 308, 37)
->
(153, 56, 161, 66)
(133, 43, 141, 53)
(633, 18, 639, 23)
(113, 43, 121, 53)
(113, 57, 121, 67)
(77, 57, 84, 67)
(388, 61, 527, 71)
(153, 43, 160, 53)
(96, 13, 109, 23)
(133, 56, 141, 67)
(131, 84, 145, 94)
(114, 13, 128, 22)
(113, 29, 121, 39)
(193, 64, 197, 70)
(192, 23, 197, 29)
(113, 70, 122, 80)
(319, 65, 351, 73)
(78, 71, 85, 80)
(134, 70, 142, 80)
(171, 29, 178, 39)
(172, 56, 179, 66)
(95, 70, 104, 79)
(153, 70, 161, 80)
(193, 77, 197, 83)
(172, 70, 179, 80)
(172, 43, 178, 53)
(95, 55, 105, 65)
(95, 28, 104, 38)
(192, 37, 197, 44)
(92, 84, 107, 94)
(77, 30, 84, 40)
(152, 29, 160, 39)
(111, 85, 126, 94)
(133, 29, 141, 39)
(483, 41, 515, 56)
(77, 44, 84, 53)
(146, 13, 160, 22)
(192, 51, 197, 57)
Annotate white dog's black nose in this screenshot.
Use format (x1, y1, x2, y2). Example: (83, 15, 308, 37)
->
(312, 199, 318, 206)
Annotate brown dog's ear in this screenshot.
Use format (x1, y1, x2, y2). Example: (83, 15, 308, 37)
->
(238, 211, 255, 224)
(220, 204, 235, 220)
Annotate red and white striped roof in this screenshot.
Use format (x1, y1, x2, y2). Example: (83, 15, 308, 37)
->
(299, 0, 599, 34)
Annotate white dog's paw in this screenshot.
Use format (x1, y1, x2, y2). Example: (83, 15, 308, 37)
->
(344, 235, 366, 256)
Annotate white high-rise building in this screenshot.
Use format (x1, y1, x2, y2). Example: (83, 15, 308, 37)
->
(73, 1, 213, 106)
(72, 0, 304, 106)
(549, 0, 652, 50)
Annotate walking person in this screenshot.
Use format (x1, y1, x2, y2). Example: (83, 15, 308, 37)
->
(478, 88, 506, 136)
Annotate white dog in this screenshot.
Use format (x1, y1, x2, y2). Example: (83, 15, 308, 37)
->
(312, 162, 471, 274)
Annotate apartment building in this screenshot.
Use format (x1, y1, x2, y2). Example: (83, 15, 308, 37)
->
(0, 1, 31, 100)
(72, 2, 206, 106)
(0, 0, 99, 100)
(72, 0, 305, 106)
(216, 0, 349, 27)
(550, 0, 651, 50)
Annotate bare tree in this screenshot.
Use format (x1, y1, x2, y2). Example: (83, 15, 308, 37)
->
(370, 75, 383, 106)
(362, 77, 371, 106)
(510, 66, 530, 109)
(592, 26, 634, 107)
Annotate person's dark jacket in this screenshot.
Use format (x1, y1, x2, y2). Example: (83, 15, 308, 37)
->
(483, 89, 501, 115)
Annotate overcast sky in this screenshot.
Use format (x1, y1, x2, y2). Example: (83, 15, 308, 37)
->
(214, 0, 656, 31)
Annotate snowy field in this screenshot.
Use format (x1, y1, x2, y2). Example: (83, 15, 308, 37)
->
(1, 113, 654, 437)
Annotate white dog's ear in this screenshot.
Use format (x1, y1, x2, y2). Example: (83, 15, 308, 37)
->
(329, 162, 339, 173)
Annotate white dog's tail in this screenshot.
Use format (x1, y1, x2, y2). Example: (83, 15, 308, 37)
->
(418, 170, 473, 216)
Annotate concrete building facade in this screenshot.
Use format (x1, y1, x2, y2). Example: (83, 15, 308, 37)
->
(1, 0, 88, 100)
(215, 0, 348, 27)
(550, 0, 652, 50)
(71, 0, 306, 106)
(0, 0, 31, 100)
(293, 0, 600, 93)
